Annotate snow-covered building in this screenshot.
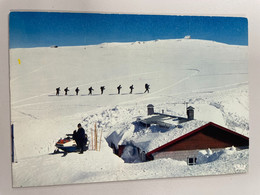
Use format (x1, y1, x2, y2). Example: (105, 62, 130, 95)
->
(145, 122, 249, 165)
(113, 105, 249, 165)
(138, 105, 195, 129)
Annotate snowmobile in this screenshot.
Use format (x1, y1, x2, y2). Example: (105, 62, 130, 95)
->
(54, 133, 89, 154)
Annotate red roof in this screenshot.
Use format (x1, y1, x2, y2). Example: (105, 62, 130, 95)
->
(146, 122, 249, 157)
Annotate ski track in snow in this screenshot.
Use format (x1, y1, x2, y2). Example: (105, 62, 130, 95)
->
(11, 70, 162, 106)
(12, 99, 105, 109)
(198, 72, 248, 77)
(12, 109, 39, 120)
(187, 81, 248, 94)
(118, 68, 200, 106)
(12, 67, 196, 113)
(11, 66, 45, 83)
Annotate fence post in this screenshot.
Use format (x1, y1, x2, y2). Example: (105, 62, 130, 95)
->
(99, 129, 102, 151)
(94, 123, 98, 151)
(91, 128, 93, 150)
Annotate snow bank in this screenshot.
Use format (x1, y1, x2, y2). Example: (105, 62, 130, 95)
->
(197, 146, 237, 164)
(12, 148, 248, 187)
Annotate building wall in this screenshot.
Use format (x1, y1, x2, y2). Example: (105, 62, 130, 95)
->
(160, 125, 249, 152)
(118, 145, 126, 157)
(152, 148, 242, 164)
(153, 149, 200, 162)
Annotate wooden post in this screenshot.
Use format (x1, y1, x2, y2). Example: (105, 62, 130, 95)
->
(99, 128, 103, 151)
(91, 128, 93, 150)
(94, 123, 98, 151)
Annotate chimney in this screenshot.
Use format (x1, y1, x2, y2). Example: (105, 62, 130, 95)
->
(147, 104, 154, 115)
(187, 106, 194, 120)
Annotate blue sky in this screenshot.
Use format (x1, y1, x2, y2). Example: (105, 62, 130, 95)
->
(9, 12, 248, 48)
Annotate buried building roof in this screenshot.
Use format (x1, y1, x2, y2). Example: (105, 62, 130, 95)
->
(129, 119, 208, 153)
(106, 105, 249, 159)
(146, 122, 249, 159)
(138, 113, 191, 128)
(128, 120, 249, 155)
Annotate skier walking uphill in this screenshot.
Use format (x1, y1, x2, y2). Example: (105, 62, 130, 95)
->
(117, 85, 122, 94)
(88, 87, 94, 95)
(75, 87, 80, 95)
(75, 123, 86, 154)
(144, 83, 150, 93)
(100, 86, 105, 95)
(56, 87, 61, 95)
(64, 87, 69, 95)
(129, 85, 134, 94)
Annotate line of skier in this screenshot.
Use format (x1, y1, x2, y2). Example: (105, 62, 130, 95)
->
(55, 83, 150, 96)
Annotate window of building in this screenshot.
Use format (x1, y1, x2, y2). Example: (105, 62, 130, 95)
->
(187, 157, 197, 165)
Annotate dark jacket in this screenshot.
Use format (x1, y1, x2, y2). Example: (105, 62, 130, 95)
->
(77, 127, 85, 142)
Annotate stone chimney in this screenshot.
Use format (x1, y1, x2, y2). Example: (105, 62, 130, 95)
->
(187, 106, 194, 120)
(147, 104, 154, 115)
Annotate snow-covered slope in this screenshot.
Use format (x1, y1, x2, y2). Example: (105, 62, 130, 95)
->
(12, 147, 248, 187)
(10, 39, 248, 187)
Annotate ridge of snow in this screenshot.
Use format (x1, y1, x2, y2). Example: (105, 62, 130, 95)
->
(10, 38, 247, 51)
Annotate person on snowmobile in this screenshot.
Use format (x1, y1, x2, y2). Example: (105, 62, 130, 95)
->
(76, 123, 86, 154)
(88, 87, 94, 95)
(56, 87, 60, 95)
(73, 130, 79, 147)
(144, 83, 150, 93)
(129, 85, 134, 94)
(64, 87, 69, 95)
(117, 85, 122, 94)
(75, 87, 80, 95)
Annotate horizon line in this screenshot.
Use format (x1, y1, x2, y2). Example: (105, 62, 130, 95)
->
(9, 38, 248, 49)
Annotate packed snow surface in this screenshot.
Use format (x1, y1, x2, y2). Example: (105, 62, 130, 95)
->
(10, 39, 248, 187)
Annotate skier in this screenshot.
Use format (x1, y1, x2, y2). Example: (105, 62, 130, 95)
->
(117, 85, 122, 94)
(100, 86, 105, 95)
(75, 123, 86, 154)
(88, 87, 94, 95)
(129, 85, 134, 94)
(75, 87, 80, 95)
(64, 87, 69, 95)
(56, 87, 60, 96)
(144, 83, 150, 93)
